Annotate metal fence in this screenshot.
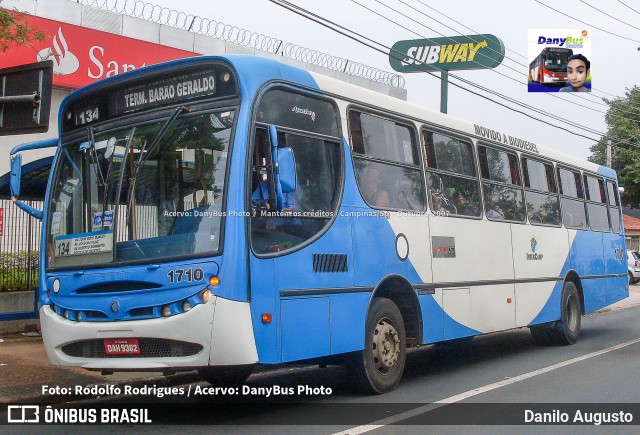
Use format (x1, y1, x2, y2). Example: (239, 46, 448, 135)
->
(0, 200, 42, 292)
(77, 0, 405, 88)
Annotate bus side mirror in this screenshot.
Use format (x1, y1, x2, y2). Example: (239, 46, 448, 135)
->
(9, 138, 58, 220)
(10, 154, 22, 198)
(11, 154, 43, 219)
(278, 147, 296, 194)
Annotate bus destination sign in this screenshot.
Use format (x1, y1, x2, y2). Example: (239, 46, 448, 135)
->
(111, 69, 216, 115)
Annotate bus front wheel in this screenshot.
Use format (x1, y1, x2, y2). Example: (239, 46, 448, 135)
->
(347, 297, 406, 394)
(198, 364, 254, 386)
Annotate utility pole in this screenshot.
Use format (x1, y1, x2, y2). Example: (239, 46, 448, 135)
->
(606, 139, 612, 168)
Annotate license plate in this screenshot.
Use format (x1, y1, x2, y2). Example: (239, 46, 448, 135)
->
(103, 338, 141, 355)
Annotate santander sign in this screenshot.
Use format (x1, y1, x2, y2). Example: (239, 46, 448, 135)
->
(1, 15, 197, 89)
(38, 27, 80, 76)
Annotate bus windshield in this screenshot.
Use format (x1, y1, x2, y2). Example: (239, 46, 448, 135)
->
(47, 110, 235, 269)
(544, 51, 571, 72)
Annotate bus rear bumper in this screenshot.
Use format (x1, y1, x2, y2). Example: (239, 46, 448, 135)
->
(39, 296, 258, 371)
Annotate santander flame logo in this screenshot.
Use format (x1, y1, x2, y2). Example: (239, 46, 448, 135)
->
(37, 27, 79, 75)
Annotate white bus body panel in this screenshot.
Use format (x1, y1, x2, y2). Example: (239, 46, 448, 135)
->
(428, 218, 515, 333)
(387, 212, 432, 281)
(512, 225, 573, 325)
(39, 296, 258, 370)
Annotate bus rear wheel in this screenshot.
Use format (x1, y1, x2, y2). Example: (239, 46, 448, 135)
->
(529, 282, 581, 346)
(198, 365, 254, 386)
(347, 297, 406, 394)
(552, 281, 582, 345)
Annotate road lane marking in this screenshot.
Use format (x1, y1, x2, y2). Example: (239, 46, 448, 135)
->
(334, 337, 640, 434)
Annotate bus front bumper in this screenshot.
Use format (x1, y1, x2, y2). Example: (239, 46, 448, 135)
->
(39, 296, 258, 371)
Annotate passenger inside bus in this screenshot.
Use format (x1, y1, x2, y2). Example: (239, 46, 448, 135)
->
(361, 166, 390, 207)
(453, 190, 479, 216)
(251, 172, 270, 210)
(484, 195, 505, 220)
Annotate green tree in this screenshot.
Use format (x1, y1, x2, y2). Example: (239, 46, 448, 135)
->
(588, 87, 640, 207)
(0, 4, 46, 53)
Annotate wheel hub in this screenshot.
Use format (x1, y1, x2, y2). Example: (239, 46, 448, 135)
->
(372, 319, 400, 372)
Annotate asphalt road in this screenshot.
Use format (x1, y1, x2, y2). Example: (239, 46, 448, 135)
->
(5, 305, 640, 434)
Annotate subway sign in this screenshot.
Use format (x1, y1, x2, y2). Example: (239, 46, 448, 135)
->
(389, 34, 505, 73)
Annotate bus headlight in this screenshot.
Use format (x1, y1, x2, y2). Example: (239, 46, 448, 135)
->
(182, 300, 191, 312)
(161, 305, 172, 317)
(52, 278, 61, 294)
(201, 289, 212, 303)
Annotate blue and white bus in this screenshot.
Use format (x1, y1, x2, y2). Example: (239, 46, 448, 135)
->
(10, 55, 628, 394)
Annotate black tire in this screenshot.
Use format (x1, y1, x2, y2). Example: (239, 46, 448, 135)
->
(346, 298, 406, 394)
(198, 365, 254, 386)
(550, 281, 582, 345)
(629, 272, 634, 286)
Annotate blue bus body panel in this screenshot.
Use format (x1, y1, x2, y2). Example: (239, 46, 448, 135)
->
(42, 56, 305, 314)
(604, 232, 628, 305)
(530, 228, 628, 325)
(596, 165, 617, 179)
(570, 230, 607, 313)
(281, 298, 330, 361)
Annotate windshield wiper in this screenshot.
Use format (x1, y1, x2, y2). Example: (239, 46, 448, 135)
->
(86, 127, 107, 186)
(130, 106, 190, 182)
(125, 105, 190, 214)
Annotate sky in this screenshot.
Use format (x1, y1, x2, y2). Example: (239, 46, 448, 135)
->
(142, 0, 640, 162)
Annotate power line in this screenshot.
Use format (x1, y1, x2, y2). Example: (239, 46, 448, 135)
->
(617, 0, 640, 16)
(533, 0, 640, 43)
(368, 0, 612, 114)
(357, 0, 640, 123)
(578, 0, 640, 32)
(406, 0, 634, 107)
(415, 0, 529, 60)
(268, 0, 640, 150)
(271, 0, 640, 149)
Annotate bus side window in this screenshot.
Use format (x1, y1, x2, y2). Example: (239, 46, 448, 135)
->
(522, 157, 561, 226)
(478, 145, 525, 222)
(349, 110, 424, 211)
(607, 180, 621, 234)
(558, 167, 587, 230)
(422, 129, 480, 217)
(584, 175, 610, 232)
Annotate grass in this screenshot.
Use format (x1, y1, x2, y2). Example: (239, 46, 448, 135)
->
(0, 252, 39, 292)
